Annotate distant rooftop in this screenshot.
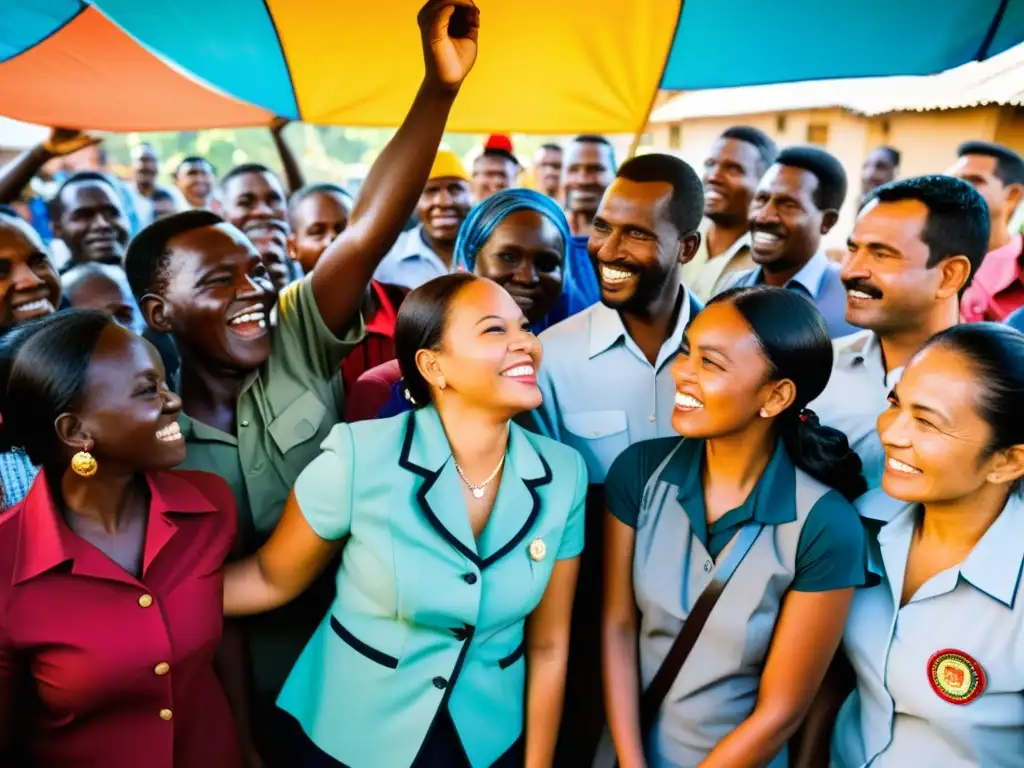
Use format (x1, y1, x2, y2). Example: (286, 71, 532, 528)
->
(652, 42, 1024, 122)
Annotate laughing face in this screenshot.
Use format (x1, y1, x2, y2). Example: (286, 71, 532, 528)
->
(221, 170, 293, 289)
(418, 177, 472, 248)
(71, 323, 186, 472)
(670, 300, 777, 439)
(842, 198, 955, 335)
(143, 223, 276, 374)
(55, 180, 131, 267)
(877, 344, 1003, 503)
(588, 177, 698, 315)
(749, 164, 832, 275)
(702, 137, 763, 227)
(0, 215, 61, 331)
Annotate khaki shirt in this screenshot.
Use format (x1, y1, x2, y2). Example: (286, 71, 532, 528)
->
(680, 219, 754, 303)
(178, 275, 364, 694)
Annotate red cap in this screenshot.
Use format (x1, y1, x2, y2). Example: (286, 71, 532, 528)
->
(484, 134, 514, 153)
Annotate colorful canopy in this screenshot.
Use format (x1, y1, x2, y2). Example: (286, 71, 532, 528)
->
(1, 0, 1022, 133)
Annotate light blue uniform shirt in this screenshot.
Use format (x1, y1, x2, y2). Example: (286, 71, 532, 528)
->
(832, 490, 1024, 767)
(527, 288, 699, 483)
(723, 251, 859, 339)
(372, 225, 449, 290)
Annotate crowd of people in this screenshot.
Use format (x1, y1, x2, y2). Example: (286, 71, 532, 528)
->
(0, 2, 1022, 766)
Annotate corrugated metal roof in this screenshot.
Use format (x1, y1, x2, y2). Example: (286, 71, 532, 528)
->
(651, 42, 1024, 122)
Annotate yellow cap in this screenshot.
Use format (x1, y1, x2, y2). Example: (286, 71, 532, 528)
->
(429, 150, 470, 182)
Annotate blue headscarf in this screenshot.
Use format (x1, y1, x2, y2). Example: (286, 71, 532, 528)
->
(452, 188, 597, 332)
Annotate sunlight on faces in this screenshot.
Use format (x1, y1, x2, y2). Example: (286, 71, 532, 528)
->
(57, 181, 131, 266)
(589, 178, 691, 313)
(472, 210, 564, 323)
(145, 223, 276, 373)
(842, 199, 966, 334)
(945, 154, 1021, 228)
(63, 324, 185, 472)
(564, 142, 614, 215)
(416, 279, 542, 417)
(670, 301, 795, 439)
(702, 138, 762, 224)
(176, 160, 214, 207)
(0, 216, 60, 329)
(289, 192, 350, 273)
(749, 165, 830, 272)
(419, 177, 472, 244)
(878, 344, 1021, 502)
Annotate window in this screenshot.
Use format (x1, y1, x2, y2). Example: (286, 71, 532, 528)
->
(807, 123, 829, 145)
(668, 124, 681, 149)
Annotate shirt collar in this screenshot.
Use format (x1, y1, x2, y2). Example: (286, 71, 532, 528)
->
(970, 234, 1024, 296)
(366, 280, 401, 337)
(785, 250, 830, 297)
(865, 491, 1024, 608)
(587, 286, 693, 360)
(699, 219, 752, 262)
(661, 437, 799, 526)
(12, 469, 218, 585)
(396, 225, 445, 265)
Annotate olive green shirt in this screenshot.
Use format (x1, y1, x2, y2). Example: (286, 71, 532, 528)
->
(178, 275, 364, 694)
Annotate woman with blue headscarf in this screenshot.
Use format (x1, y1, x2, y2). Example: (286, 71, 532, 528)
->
(453, 188, 592, 333)
(365, 189, 596, 420)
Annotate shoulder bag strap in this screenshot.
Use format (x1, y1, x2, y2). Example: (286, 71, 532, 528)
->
(638, 521, 764, 732)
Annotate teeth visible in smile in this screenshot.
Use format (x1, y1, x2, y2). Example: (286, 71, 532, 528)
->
(887, 457, 921, 474)
(156, 422, 182, 442)
(675, 392, 704, 409)
(502, 365, 535, 377)
(14, 299, 52, 313)
(229, 310, 267, 328)
(848, 290, 876, 300)
(752, 232, 782, 248)
(601, 266, 633, 283)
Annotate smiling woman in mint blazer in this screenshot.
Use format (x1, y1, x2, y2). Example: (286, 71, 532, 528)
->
(224, 273, 586, 768)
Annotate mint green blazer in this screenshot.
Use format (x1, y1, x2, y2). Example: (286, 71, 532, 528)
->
(277, 405, 587, 767)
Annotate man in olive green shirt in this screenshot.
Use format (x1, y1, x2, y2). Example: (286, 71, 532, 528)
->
(124, 3, 482, 762)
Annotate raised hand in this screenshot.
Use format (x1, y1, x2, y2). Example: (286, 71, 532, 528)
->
(43, 127, 101, 158)
(418, 0, 480, 91)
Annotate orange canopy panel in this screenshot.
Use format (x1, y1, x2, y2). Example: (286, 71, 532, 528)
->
(0, 7, 271, 131)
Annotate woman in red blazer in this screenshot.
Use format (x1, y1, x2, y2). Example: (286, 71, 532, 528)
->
(0, 309, 256, 768)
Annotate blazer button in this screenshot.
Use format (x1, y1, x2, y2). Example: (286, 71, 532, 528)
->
(461, 572, 478, 585)
(138, 594, 153, 608)
(159, 709, 173, 721)
(432, 676, 448, 690)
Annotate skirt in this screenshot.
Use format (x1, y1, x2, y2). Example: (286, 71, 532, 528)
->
(297, 708, 524, 768)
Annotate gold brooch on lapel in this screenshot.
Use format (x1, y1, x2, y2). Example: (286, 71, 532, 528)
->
(529, 538, 547, 561)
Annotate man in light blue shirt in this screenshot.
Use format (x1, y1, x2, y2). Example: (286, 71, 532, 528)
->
(528, 152, 704, 765)
(720, 146, 858, 338)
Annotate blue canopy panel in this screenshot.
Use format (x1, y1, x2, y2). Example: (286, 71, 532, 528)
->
(661, 0, 1024, 88)
(90, 0, 299, 119)
(0, 0, 84, 63)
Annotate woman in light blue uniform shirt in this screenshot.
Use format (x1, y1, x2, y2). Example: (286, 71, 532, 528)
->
(224, 274, 586, 767)
(602, 286, 868, 767)
(832, 323, 1024, 768)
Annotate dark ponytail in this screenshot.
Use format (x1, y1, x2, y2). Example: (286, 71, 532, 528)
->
(393, 273, 479, 408)
(710, 286, 867, 501)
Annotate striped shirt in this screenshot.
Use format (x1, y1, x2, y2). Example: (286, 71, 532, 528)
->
(0, 448, 38, 508)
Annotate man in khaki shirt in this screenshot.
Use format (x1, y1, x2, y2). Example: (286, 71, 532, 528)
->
(124, 3, 481, 762)
(681, 126, 777, 301)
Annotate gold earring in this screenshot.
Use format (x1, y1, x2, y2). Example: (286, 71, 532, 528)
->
(71, 451, 98, 478)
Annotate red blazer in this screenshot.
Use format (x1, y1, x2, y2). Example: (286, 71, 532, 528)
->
(0, 469, 243, 768)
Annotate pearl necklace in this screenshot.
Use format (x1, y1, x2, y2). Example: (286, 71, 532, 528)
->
(454, 452, 506, 498)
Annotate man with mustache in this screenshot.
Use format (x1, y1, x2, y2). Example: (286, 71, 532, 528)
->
(949, 142, 1024, 322)
(809, 175, 989, 488)
(681, 126, 777, 302)
(373, 150, 472, 289)
(529, 153, 704, 763)
(219, 163, 298, 291)
(722, 146, 858, 338)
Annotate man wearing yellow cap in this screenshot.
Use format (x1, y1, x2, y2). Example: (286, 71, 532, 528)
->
(373, 149, 471, 289)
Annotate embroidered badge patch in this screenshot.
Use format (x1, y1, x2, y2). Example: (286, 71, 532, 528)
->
(928, 649, 985, 705)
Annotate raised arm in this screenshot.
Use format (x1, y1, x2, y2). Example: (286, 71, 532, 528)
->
(0, 128, 100, 203)
(223, 491, 342, 616)
(269, 119, 305, 196)
(602, 513, 647, 768)
(310, 0, 480, 335)
(696, 588, 854, 768)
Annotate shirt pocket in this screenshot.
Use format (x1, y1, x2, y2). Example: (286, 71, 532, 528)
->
(268, 390, 330, 455)
(562, 410, 630, 479)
